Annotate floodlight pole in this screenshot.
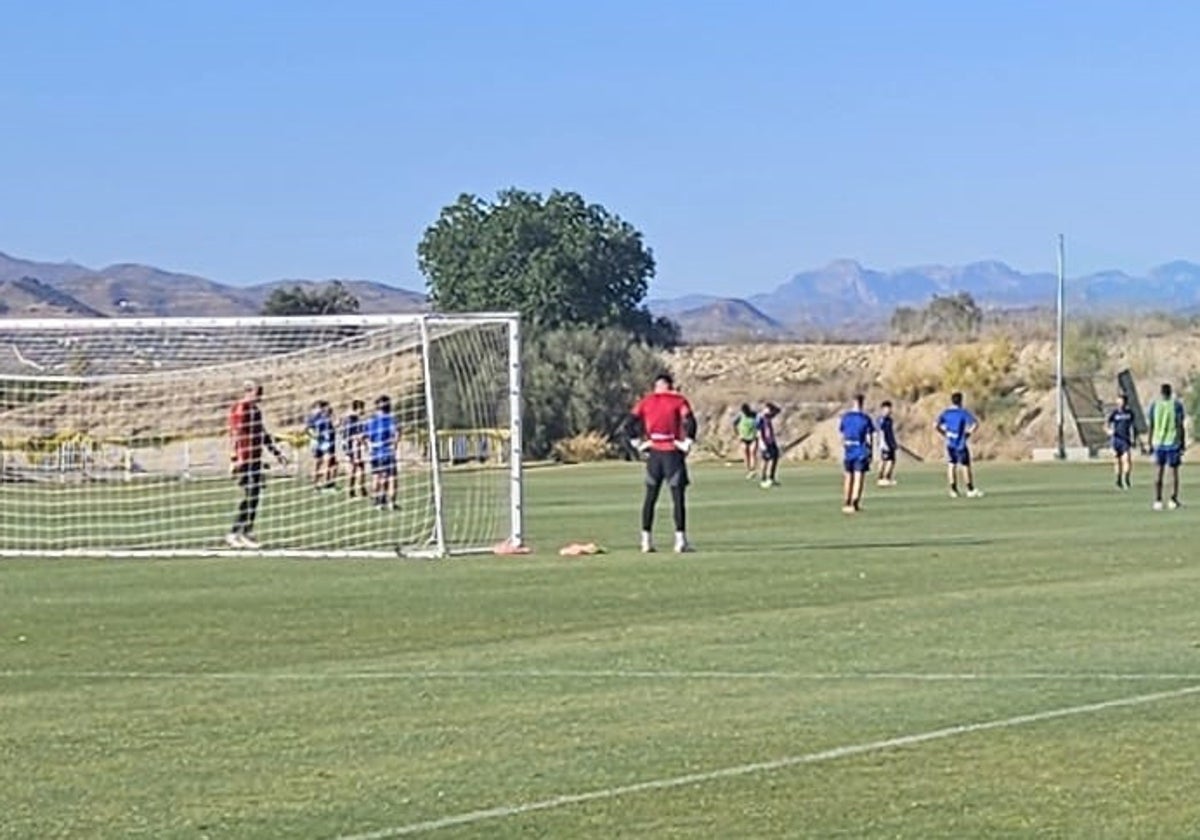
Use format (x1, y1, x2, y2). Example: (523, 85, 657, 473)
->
(1055, 234, 1066, 460)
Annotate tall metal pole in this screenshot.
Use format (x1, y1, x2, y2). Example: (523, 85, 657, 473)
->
(1056, 234, 1066, 460)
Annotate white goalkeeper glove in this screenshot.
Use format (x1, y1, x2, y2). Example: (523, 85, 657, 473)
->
(675, 438, 694, 454)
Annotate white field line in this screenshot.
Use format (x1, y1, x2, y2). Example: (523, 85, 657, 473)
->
(334, 683, 1200, 839)
(3, 668, 1200, 683)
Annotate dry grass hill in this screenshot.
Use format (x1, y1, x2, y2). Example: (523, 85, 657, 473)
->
(666, 334, 1200, 463)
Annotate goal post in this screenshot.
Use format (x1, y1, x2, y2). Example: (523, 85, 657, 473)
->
(0, 313, 523, 558)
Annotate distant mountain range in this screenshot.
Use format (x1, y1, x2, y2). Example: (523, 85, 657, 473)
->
(653, 258, 1200, 341)
(0, 251, 427, 318)
(5, 250, 1200, 342)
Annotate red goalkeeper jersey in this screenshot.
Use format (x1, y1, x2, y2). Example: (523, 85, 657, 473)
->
(229, 398, 269, 466)
(632, 391, 693, 452)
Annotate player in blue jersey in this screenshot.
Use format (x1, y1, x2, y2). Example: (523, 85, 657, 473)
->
(305, 399, 337, 491)
(756, 402, 782, 488)
(1105, 392, 1136, 490)
(937, 392, 982, 498)
(366, 394, 399, 510)
(342, 398, 367, 499)
(839, 394, 874, 513)
(876, 400, 899, 487)
(1147, 382, 1185, 510)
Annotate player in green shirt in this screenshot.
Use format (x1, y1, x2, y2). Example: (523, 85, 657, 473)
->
(1148, 382, 1185, 510)
(734, 403, 758, 479)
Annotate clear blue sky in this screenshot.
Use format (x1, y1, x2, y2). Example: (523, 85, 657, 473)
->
(3, 0, 1197, 297)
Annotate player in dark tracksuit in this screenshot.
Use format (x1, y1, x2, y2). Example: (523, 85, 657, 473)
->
(1106, 392, 1136, 490)
(877, 400, 899, 487)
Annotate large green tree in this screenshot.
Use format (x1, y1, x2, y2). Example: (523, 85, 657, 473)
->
(521, 327, 664, 458)
(418, 189, 677, 346)
(260, 281, 360, 316)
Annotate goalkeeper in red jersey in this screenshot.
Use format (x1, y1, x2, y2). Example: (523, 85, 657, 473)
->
(627, 372, 697, 554)
(227, 380, 288, 549)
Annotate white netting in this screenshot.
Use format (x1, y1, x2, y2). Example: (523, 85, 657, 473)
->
(0, 314, 521, 557)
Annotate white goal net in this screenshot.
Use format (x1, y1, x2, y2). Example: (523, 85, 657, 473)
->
(0, 314, 522, 558)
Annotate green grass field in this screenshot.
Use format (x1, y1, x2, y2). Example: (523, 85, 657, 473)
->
(3, 461, 1199, 838)
(0, 468, 507, 553)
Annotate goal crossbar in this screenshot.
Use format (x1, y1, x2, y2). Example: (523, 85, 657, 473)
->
(0, 312, 522, 331)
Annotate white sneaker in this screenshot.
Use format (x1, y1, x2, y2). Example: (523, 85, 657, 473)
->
(1152, 501, 1164, 511)
(640, 535, 655, 554)
(948, 488, 960, 499)
(673, 540, 694, 554)
(877, 478, 888, 487)
(967, 489, 984, 498)
(240, 534, 262, 550)
(225, 532, 243, 549)
(1168, 499, 1181, 510)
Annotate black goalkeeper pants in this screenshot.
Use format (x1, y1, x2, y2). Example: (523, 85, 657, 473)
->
(642, 450, 688, 532)
(232, 464, 264, 534)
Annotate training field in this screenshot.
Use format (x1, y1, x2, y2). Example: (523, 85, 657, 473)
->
(3, 461, 1199, 838)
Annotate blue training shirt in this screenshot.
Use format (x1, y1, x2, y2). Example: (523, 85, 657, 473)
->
(342, 413, 364, 452)
(878, 415, 897, 450)
(937, 406, 976, 451)
(1107, 407, 1134, 444)
(839, 410, 874, 459)
(365, 412, 397, 457)
(307, 409, 335, 449)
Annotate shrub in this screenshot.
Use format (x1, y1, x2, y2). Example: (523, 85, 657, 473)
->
(806, 377, 871, 405)
(889, 292, 982, 342)
(883, 357, 943, 402)
(1019, 357, 1056, 391)
(977, 391, 1022, 434)
(1064, 324, 1107, 377)
(551, 431, 613, 463)
(941, 338, 1017, 401)
(1124, 342, 1158, 382)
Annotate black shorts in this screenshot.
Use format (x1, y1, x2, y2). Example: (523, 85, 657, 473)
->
(880, 449, 896, 462)
(645, 449, 689, 489)
(234, 462, 264, 490)
(760, 442, 780, 461)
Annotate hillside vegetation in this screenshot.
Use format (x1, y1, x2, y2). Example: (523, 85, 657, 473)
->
(666, 333, 1200, 463)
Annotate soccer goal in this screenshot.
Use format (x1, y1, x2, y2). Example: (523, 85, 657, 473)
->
(0, 313, 523, 558)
